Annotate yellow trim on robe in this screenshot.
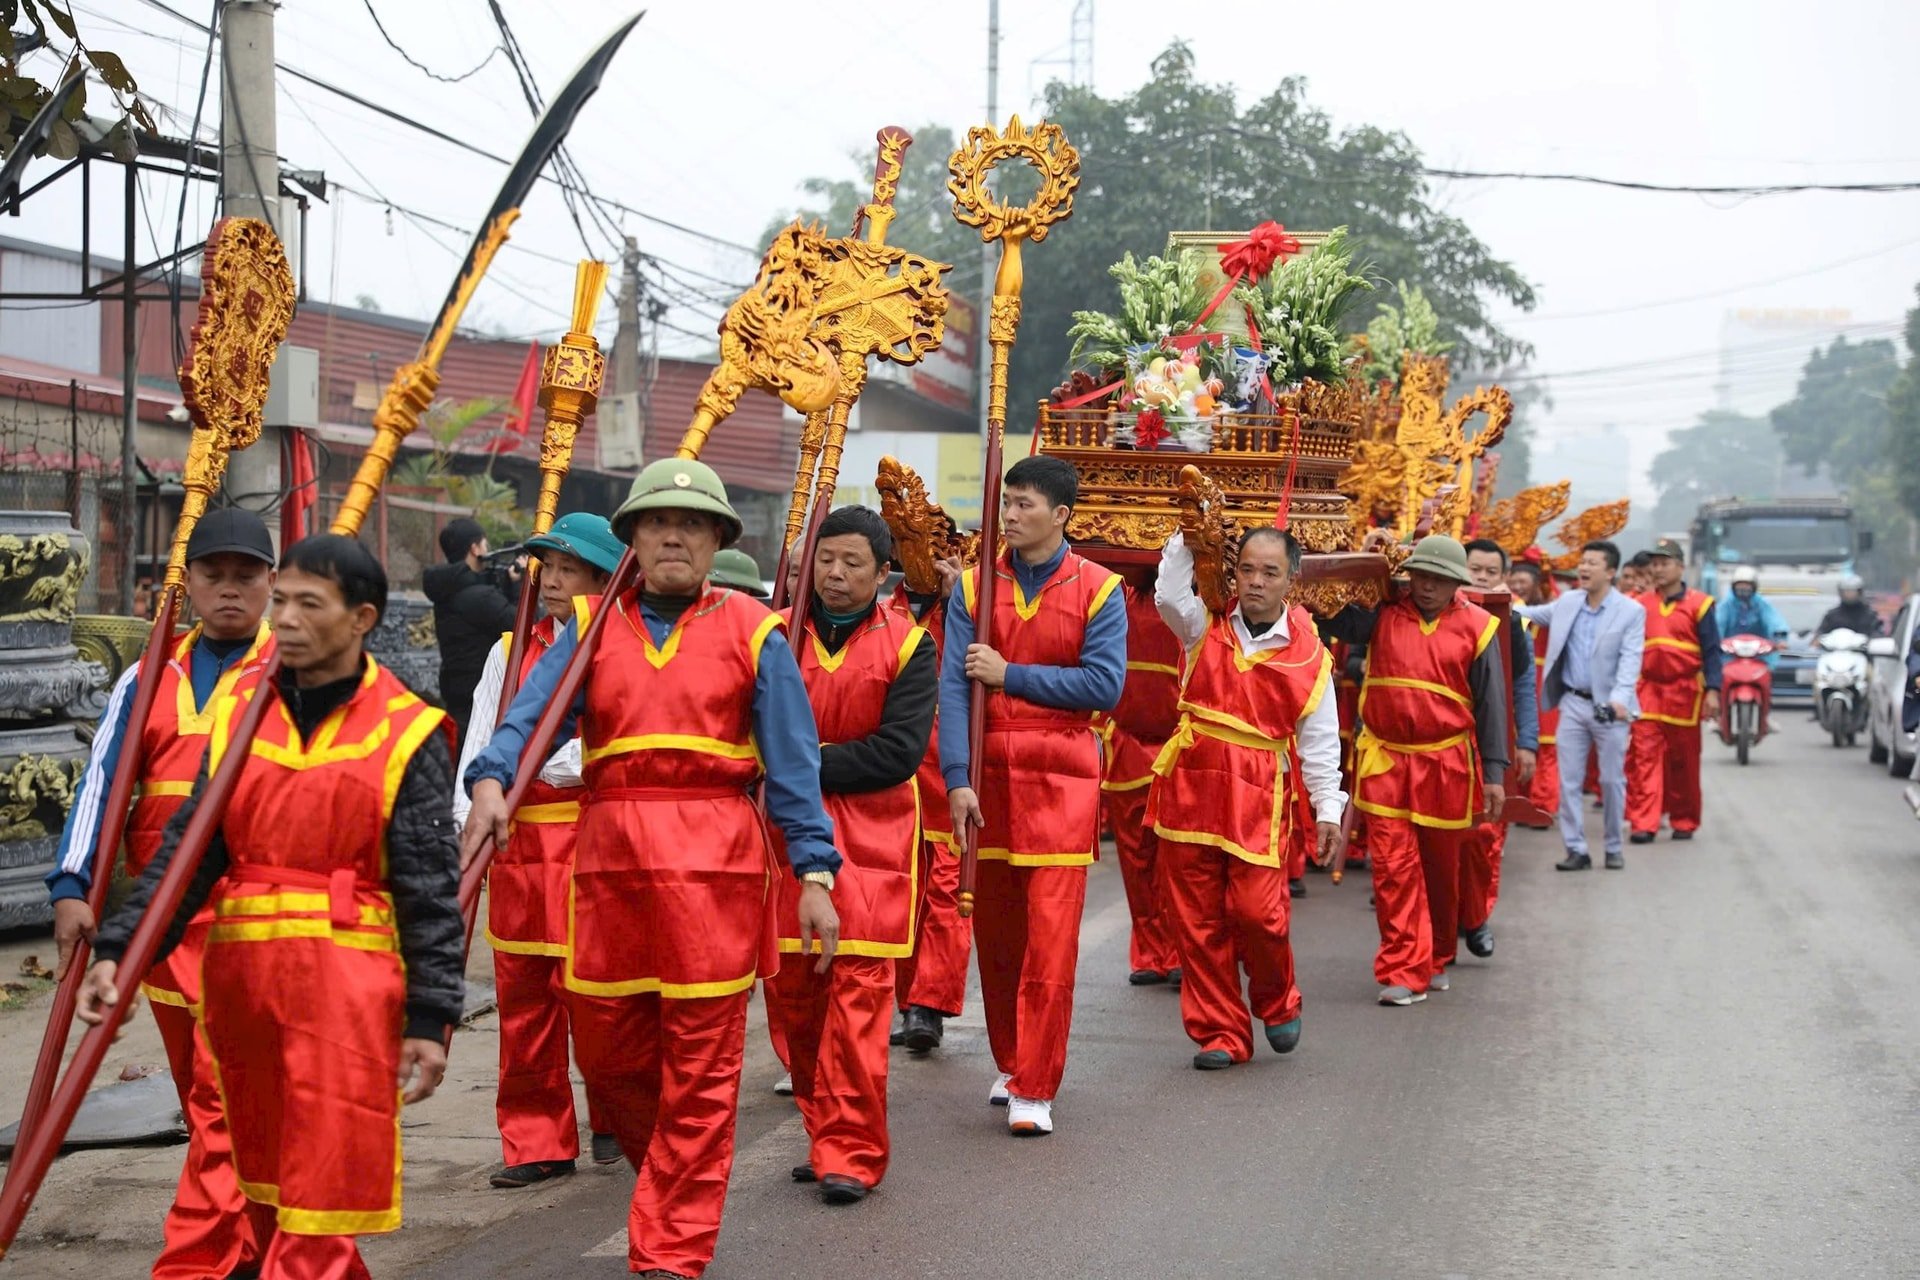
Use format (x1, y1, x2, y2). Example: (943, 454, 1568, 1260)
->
(1149, 712, 1298, 867)
(1474, 613, 1502, 657)
(1085, 572, 1122, 620)
(581, 733, 757, 764)
(205, 918, 399, 952)
(560, 877, 759, 997)
(135, 780, 197, 799)
(512, 801, 582, 823)
(1363, 675, 1470, 707)
(1350, 727, 1479, 829)
(748, 611, 784, 674)
(1126, 660, 1181, 676)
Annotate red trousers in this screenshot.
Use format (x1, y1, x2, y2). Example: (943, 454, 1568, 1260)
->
(149, 986, 260, 1279)
(570, 989, 750, 1278)
(1368, 817, 1463, 991)
(1530, 743, 1560, 818)
(254, 1224, 370, 1280)
(494, 949, 606, 1165)
(1159, 838, 1300, 1061)
(764, 957, 893, 1188)
(1627, 718, 1703, 836)
(894, 838, 971, 1016)
(1458, 821, 1507, 933)
(973, 861, 1086, 1100)
(1105, 786, 1178, 975)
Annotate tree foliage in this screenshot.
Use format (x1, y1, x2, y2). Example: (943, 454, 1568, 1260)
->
(1647, 410, 1783, 533)
(1, 1, 154, 162)
(765, 44, 1536, 464)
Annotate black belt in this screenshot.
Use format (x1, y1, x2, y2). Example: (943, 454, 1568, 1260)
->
(1567, 687, 1593, 700)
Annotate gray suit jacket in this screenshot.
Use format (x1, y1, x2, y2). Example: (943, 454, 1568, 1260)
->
(1515, 589, 1645, 714)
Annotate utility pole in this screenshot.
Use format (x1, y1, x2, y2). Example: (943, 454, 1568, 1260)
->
(220, 1, 282, 528)
(612, 236, 641, 398)
(976, 0, 999, 446)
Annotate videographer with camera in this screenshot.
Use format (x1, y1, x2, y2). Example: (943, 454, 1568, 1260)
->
(1513, 540, 1645, 872)
(426, 517, 519, 749)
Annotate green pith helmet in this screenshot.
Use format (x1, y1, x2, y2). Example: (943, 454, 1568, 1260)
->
(610, 457, 744, 548)
(1402, 534, 1472, 585)
(709, 547, 769, 597)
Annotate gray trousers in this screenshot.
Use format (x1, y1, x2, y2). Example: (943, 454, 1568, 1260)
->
(1556, 694, 1631, 855)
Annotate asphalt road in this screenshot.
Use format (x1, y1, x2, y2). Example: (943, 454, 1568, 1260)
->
(397, 718, 1920, 1280)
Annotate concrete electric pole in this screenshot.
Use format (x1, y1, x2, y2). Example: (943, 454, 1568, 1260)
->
(219, 1, 283, 524)
(612, 236, 641, 398)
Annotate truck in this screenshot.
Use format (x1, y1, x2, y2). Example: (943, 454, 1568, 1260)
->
(1688, 496, 1872, 704)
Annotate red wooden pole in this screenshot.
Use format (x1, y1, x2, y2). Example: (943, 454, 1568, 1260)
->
(493, 562, 542, 729)
(958, 427, 1005, 919)
(0, 656, 283, 1258)
(10, 586, 181, 1156)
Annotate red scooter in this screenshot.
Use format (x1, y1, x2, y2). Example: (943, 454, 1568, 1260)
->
(1717, 635, 1775, 766)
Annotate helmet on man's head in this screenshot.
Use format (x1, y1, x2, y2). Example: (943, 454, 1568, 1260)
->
(1839, 573, 1865, 594)
(1729, 566, 1759, 587)
(610, 458, 744, 548)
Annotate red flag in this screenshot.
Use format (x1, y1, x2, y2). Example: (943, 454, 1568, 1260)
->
(281, 427, 316, 546)
(492, 340, 541, 453)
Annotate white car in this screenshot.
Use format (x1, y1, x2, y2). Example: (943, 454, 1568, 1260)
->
(1865, 593, 1920, 776)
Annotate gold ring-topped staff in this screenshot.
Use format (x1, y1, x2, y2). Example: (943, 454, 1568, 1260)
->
(0, 215, 295, 1251)
(946, 116, 1080, 917)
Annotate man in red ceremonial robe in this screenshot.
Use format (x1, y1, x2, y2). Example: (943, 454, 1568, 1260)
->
(1627, 539, 1722, 843)
(767, 506, 936, 1205)
(1341, 534, 1509, 1006)
(456, 512, 625, 1186)
(1097, 568, 1184, 986)
(941, 456, 1127, 1137)
(84, 535, 464, 1280)
(52, 507, 277, 1279)
(888, 554, 970, 1055)
(1150, 527, 1344, 1067)
(465, 459, 840, 1279)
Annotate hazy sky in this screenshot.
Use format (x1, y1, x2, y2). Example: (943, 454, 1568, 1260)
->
(20, 0, 1920, 507)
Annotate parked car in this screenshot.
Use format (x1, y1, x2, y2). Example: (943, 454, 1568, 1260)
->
(1865, 593, 1920, 776)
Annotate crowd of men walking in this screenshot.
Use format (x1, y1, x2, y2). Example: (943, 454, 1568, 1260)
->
(47, 454, 1778, 1279)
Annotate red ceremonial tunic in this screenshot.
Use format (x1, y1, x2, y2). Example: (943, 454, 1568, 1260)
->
(1097, 584, 1183, 793)
(123, 622, 273, 1006)
(568, 585, 783, 999)
(486, 613, 585, 955)
(962, 550, 1122, 866)
(775, 606, 926, 958)
(1354, 597, 1500, 830)
(1528, 620, 1557, 747)
(889, 584, 951, 850)
(1635, 588, 1714, 726)
(200, 659, 450, 1236)
(1149, 607, 1330, 866)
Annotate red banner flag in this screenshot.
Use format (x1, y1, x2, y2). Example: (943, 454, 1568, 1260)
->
(493, 340, 541, 453)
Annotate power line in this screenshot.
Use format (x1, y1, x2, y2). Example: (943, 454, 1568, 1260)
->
(360, 0, 503, 84)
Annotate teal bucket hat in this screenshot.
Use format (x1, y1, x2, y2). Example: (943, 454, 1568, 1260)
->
(526, 512, 625, 576)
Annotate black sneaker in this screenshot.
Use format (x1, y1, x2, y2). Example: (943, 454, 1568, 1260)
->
(1604, 850, 1625, 870)
(1127, 969, 1169, 986)
(590, 1132, 622, 1166)
(1556, 853, 1593, 871)
(1629, 832, 1656, 845)
(490, 1159, 576, 1189)
(1671, 830, 1694, 841)
(902, 1005, 944, 1054)
(1289, 877, 1307, 897)
(1463, 923, 1494, 958)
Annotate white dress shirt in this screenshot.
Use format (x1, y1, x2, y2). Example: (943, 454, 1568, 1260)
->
(452, 636, 584, 830)
(1153, 533, 1347, 824)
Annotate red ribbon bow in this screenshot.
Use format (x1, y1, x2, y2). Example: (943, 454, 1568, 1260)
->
(1218, 221, 1303, 284)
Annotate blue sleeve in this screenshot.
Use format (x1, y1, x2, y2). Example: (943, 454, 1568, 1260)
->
(1511, 639, 1540, 752)
(938, 576, 977, 791)
(752, 628, 842, 877)
(463, 622, 582, 794)
(47, 664, 139, 902)
(1697, 605, 1724, 690)
(1000, 584, 1128, 712)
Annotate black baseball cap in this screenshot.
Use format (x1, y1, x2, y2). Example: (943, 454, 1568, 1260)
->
(184, 507, 275, 565)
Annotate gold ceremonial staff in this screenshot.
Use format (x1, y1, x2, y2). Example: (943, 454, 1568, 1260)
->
(946, 117, 1080, 916)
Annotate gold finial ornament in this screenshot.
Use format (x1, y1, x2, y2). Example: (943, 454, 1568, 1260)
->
(1547, 499, 1632, 572)
(169, 217, 297, 590)
(676, 222, 842, 459)
(531, 260, 610, 536)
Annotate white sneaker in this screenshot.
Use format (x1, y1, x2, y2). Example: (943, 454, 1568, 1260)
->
(1007, 1095, 1053, 1136)
(774, 1073, 793, 1097)
(987, 1072, 1012, 1107)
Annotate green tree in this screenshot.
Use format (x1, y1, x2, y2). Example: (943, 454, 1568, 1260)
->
(767, 44, 1537, 467)
(1647, 410, 1782, 533)
(1773, 333, 1911, 585)
(1, 1, 153, 160)
(1885, 289, 1920, 517)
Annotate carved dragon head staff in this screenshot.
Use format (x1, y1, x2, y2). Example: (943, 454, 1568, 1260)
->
(1547, 498, 1632, 572)
(1177, 463, 1243, 616)
(876, 455, 969, 595)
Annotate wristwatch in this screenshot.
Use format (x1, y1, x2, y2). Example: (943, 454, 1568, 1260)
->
(800, 871, 836, 892)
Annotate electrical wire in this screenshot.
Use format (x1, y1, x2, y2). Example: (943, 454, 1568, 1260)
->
(165, 0, 220, 369)
(360, 0, 503, 84)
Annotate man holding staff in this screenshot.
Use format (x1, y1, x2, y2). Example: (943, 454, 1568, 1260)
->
(463, 458, 840, 1279)
(940, 455, 1126, 1137)
(49, 507, 276, 1280)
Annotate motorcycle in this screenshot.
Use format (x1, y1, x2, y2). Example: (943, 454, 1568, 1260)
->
(1717, 635, 1775, 766)
(1813, 628, 1872, 748)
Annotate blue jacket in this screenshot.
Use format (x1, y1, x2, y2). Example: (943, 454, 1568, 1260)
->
(1716, 592, 1790, 672)
(1515, 588, 1646, 714)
